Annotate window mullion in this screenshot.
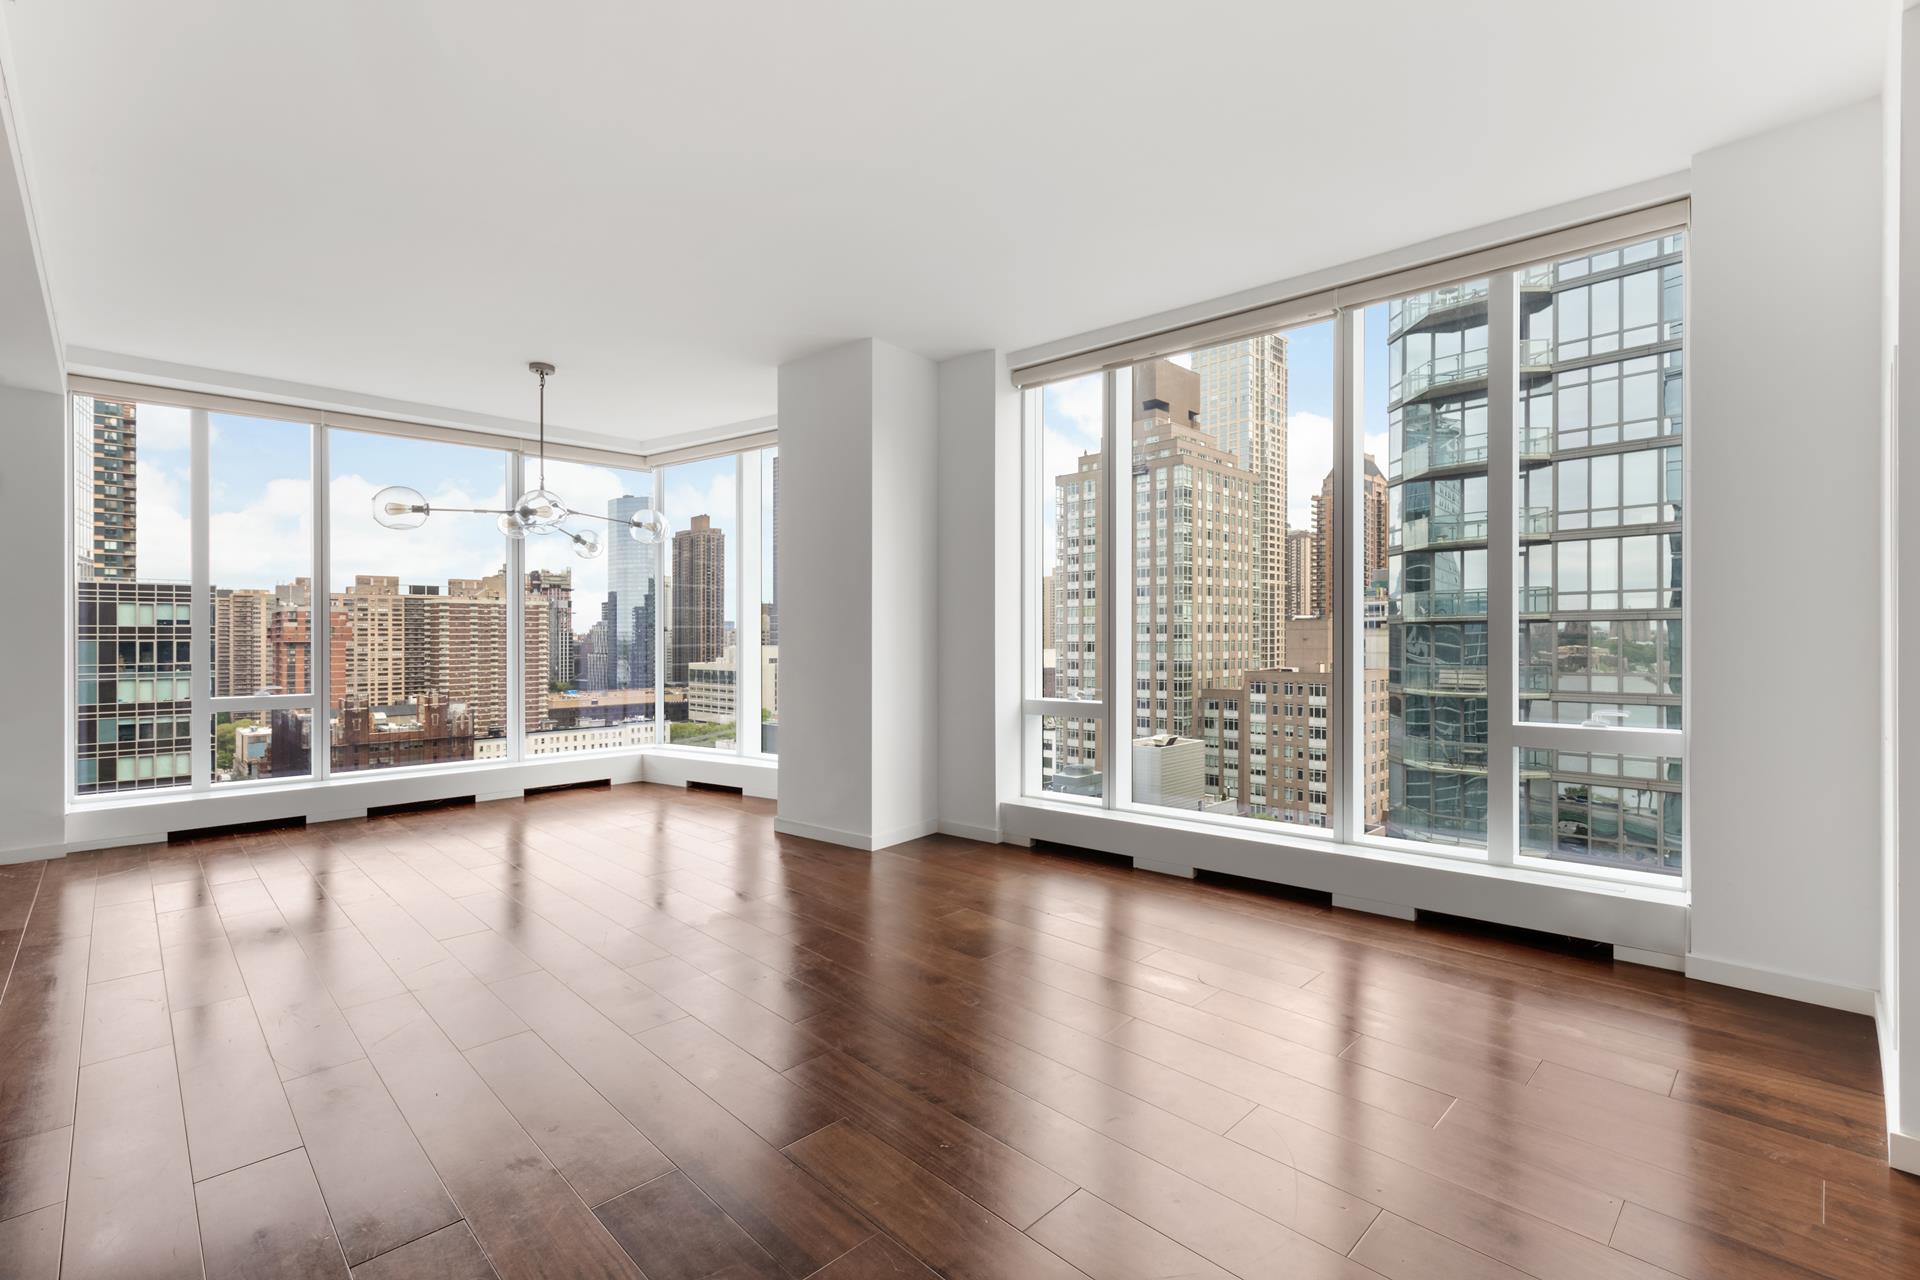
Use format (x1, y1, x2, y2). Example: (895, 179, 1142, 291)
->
(189, 408, 211, 793)
(1102, 366, 1132, 809)
(737, 452, 763, 756)
(1332, 308, 1360, 846)
(506, 451, 526, 763)
(312, 423, 331, 783)
(1485, 272, 1520, 865)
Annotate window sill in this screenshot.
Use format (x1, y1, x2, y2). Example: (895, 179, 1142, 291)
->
(59, 745, 774, 855)
(1000, 795, 1688, 956)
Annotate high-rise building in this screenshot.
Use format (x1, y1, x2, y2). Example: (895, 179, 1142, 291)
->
(670, 514, 725, 685)
(1128, 359, 1257, 741)
(1312, 455, 1387, 619)
(1191, 333, 1289, 668)
(212, 587, 273, 696)
(528, 568, 575, 690)
(606, 495, 657, 688)
(74, 580, 192, 794)
(1384, 236, 1685, 872)
(76, 397, 137, 582)
(1198, 613, 1389, 827)
(1284, 529, 1315, 619)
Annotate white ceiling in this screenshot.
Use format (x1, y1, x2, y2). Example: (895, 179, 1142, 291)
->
(0, 0, 1888, 448)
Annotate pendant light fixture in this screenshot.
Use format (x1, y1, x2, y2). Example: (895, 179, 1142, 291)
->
(372, 362, 668, 559)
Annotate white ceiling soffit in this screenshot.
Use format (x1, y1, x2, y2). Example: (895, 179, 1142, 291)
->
(0, 1, 1887, 446)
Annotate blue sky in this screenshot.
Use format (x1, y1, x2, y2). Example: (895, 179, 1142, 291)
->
(130, 405, 765, 637)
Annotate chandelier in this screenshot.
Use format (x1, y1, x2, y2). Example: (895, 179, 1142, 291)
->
(370, 361, 669, 558)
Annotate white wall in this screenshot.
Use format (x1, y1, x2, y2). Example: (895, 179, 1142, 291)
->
(1688, 97, 1885, 1000)
(0, 81, 66, 863)
(775, 338, 939, 849)
(867, 341, 939, 845)
(1891, 0, 1920, 1171)
(935, 350, 1021, 841)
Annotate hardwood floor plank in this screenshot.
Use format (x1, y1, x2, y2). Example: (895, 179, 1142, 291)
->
(344, 993, 643, 1280)
(172, 993, 304, 1180)
(61, 1044, 201, 1280)
(1027, 1189, 1237, 1280)
(1609, 1201, 1834, 1280)
(593, 1169, 785, 1280)
(195, 1148, 347, 1280)
(807, 1235, 938, 1279)
(491, 969, 873, 1277)
(349, 1223, 497, 1280)
(283, 1057, 461, 1266)
(78, 967, 170, 1066)
(787, 1121, 1091, 1280)
(636, 1014, 839, 1148)
(412, 973, 528, 1050)
(1350, 1210, 1536, 1280)
(466, 1030, 673, 1207)
(0, 1125, 70, 1222)
(785, 1049, 1078, 1231)
(0, 1201, 65, 1280)
(0, 938, 91, 1143)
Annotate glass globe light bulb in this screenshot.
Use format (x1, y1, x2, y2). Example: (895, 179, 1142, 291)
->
(512, 487, 569, 534)
(627, 510, 669, 545)
(372, 485, 429, 530)
(497, 510, 529, 540)
(571, 527, 604, 560)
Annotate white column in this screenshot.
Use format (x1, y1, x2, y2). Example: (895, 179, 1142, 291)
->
(935, 350, 1022, 840)
(775, 339, 939, 850)
(736, 451, 763, 756)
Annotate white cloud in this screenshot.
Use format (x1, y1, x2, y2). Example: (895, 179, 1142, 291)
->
(328, 471, 510, 593)
(1285, 411, 1333, 530)
(1045, 375, 1102, 451)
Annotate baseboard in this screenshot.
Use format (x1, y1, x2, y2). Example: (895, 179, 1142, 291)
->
(1684, 953, 1876, 1015)
(937, 820, 1002, 844)
(1333, 893, 1417, 921)
(1890, 1128, 1920, 1177)
(0, 843, 64, 865)
(1133, 855, 1197, 879)
(773, 817, 876, 849)
(1614, 944, 1685, 972)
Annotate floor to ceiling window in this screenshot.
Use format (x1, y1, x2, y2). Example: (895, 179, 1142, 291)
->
(521, 458, 660, 755)
(68, 383, 778, 800)
(1018, 210, 1686, 884)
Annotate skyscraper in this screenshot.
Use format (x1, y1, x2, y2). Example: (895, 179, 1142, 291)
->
(1284, 529, 1315, 619)
(605, 494, 657, 689)
(213, 587, 273, 696)
(671, 515, 725, 685)
(1312, 455, 1388, 618)
(76, 397, 137, 581)
(1190, 333, 1289, 668)
(1128, 359, 1256, 741)
(528, 567, 575, 690)
(1383, 235, 1685, 872)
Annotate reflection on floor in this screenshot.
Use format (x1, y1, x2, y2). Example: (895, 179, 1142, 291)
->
(0, 781, 1904, 1279)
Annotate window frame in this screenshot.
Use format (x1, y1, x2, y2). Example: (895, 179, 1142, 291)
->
(1016, 206, 1689, 893)
(65, 377, 779, 804)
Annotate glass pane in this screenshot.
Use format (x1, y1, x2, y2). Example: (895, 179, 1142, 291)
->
(210, 414, 313, 696)
(1041, 715, 1103, 799)
(1127, 323, 1349, 828)
(1516, 233, 1686, 873)
(1038, 374, 1102, 706)
(1373, 284, 1491, 847)
(212, 707, 313, 783)
(663, 457, 735, 749)
(1518, 749, 1682, 875)
(523, 458, 661, 756)
(327, 429, 510, 772)
(760, 446, 779, 755)
(74, 396, 193, 794)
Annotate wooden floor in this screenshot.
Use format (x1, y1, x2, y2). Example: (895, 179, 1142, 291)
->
(0, 783, 1911, 1280)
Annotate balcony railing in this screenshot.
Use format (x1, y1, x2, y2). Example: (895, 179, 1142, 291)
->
(1388, 281, 1490, 335)
(1393, 351, 1490, 403)
(1398, 589, 1489, 620)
